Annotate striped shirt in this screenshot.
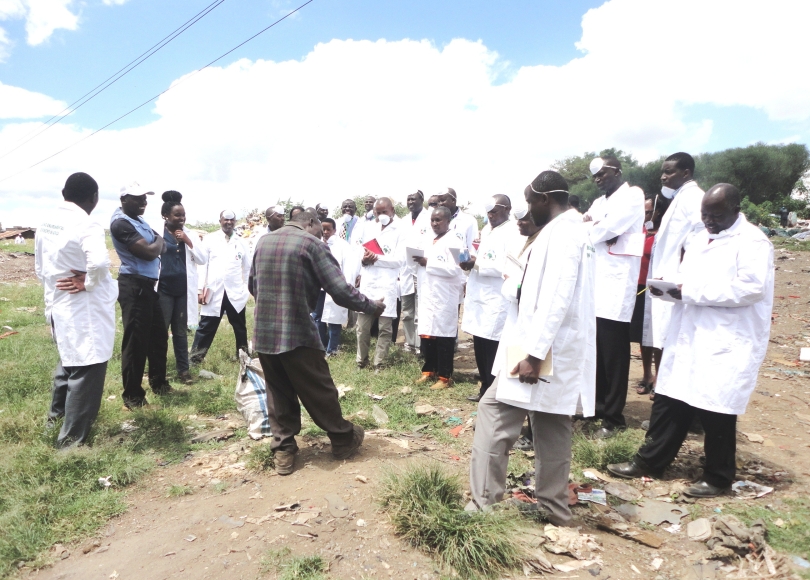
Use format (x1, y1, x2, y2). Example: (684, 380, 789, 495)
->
(250, 222, 376, 354)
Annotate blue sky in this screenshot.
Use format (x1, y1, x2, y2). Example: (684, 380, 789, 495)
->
(0, 0, 807, 225)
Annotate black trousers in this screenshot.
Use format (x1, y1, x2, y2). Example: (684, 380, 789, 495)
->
(191, 292, 248, 362)
(118, 274, 168, 405)
(636, 394, 737, 488)
(473, 335, 499, 396)
(595, 317, 630, 429)
(421, 336, 455, 379)
(257, 348, 354, 453)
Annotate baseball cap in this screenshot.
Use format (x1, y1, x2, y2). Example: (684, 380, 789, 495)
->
(119, 181, 155, 198)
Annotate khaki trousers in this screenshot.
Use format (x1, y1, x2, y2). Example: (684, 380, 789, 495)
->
(400, 291, 420, 349)
(356, 313, 394, 367)
(469, 377, 573, 526)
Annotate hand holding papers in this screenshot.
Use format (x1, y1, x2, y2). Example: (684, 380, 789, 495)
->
(646, 279, 682, 302)
(406, 247, 424, 261)
(507, 345, 553, 383)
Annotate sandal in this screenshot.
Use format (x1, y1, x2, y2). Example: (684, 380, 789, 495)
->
(635, 382, 653, 395)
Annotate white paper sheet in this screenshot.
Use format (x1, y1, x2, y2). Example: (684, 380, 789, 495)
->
(406, 247, 424, 262)
(646, 279, 681, 303)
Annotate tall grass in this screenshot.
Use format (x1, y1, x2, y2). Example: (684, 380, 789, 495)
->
(379, 463, 528, 579)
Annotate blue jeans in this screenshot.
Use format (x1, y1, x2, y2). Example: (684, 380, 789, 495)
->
(319, 322, 342, 354)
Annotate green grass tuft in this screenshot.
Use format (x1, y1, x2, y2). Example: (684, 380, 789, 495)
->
(379, 463, 528, 579)
(246, 442, 275, 472)
(724, 498, 810, 558)
(167, 485, 194, 497)
(571, 429, 645, 477)
(260, 547, 327, 579)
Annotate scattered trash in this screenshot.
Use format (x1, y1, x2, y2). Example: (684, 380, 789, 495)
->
(291, 510, 320, 525)
(109, 570, 119, 579)
(191, 429, 235, 444)
(707, 515, 767, 557)
(98, 475, 112, 488)
(15, 306, 36, 312)
(164, 551, 176, 557)
(356, 519, 367, 527)
(773, 518, 784, 528)
(389, 438, 410, 449)
(445, 416, 463, 426)
(324, 494, 349, 518)
(582, 469, 610, 482)
(218, 515, 245, 528)
(51, 544, 70, 560)
(617, 500, 688, 525)
(120, 420, 138, 433)
(198, 369, 221, 379)
(588, 515, 665, 548)
(604, 481, 641, 501)
(0, 331, 18, 339)
(355, 475, 368, 484)
(400, 386, 412, 394)
(630, 564, 641, 574)
(662, 523, 681, 534)
(791, 555, 810, 569)
(743, 432, 765, 443)
(235, 351, 273, 439)
(577, 488, 607, 506)
(801, 348, 810, 362)
(184, 535, 197, 542)
(543, 524, 602, 560)
(336, 384, 352, 398)
(366, 393, 385, 400)
(731, 480, 773, 499)
(414, 403, 436, 415)
(274, 502, 300, 511)
(687, 518, 712, 541)
(650, 557, 663, 571)
(449, 425, 464, 437)
(106, 395, 116, 401)
(371, 404, 389, 425)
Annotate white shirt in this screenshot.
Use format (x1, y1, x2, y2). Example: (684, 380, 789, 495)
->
(358, 219, 404, 318)
(449, 210, 480, 257)
(172, 227, 208, 329)
(322, 235, 357, 325)
(649, 180, 705, 348)
(655, 215, 774, 415)
(461, 219, 513, 341)
(416, 231, 466, 337)
(398, 209, 432, 297)
(198, 230, 251, 316)
(494, 209, 596, 416)
(586, 182, 645, 322)
(35, 202, 118, 366)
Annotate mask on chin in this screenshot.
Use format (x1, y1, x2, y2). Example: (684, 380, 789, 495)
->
(378, 214, 391, 226)
(661, 186, 676, 199)
(644, 220, 655, 230)
(342, 213, 352, 223)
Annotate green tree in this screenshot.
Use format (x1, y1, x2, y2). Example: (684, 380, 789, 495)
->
(551, 148, 642, 210)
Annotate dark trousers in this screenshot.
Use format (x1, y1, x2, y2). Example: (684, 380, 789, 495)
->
(49, 359, 107, 448)
(319, 321, 342, 354)
(191, 292, 248, 362)
(595, 317, 630, 429)
(421, 336, 455, 379)
(158, 291, 189, 374)
(473, 335, 499, 396)
(257, 347, 355, 453)
(636, 394, 737, 488)
(391, 298, 402, 343)
(118, 274, 168, 404)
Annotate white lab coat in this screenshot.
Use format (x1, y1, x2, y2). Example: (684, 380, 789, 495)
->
(322, 235, 358, 325)
(198, 230, 251, 316)
(654, 215, 774, 415)
(358, 219, 404, 318)
(34, 201, 118, 367)
(175, 227, 207, 328)
(461, 220, 513, 340)
(398, 209, 432, 297)
(494, 209, 596, 416)
(416, 232, 465, 337)
(450, 210, 480, 257)
(586, 182, 645, 322)
(649, 180, 705, 348)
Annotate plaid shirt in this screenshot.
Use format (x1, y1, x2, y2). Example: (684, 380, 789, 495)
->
(250, 222, 376, 354)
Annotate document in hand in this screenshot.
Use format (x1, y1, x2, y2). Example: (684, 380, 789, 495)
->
(646, 279, 680, 303)
(363, 238, 384, 255)
(406, 247, 425, 261)
(506, 345, 553, 378)
(608, 232, 645, 257)
(448, 247, 461, 264)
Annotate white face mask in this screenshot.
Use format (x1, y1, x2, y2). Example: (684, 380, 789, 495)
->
(644, 194, 659, 231)
(366, 210, 374, 219)
(378, 214, 391, 226)
(660, 185, 676, 199)
(342, 213, 352, 223)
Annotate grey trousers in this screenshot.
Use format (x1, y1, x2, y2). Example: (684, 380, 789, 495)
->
(356, 313, 393, 367)
(468, 377, 573, 526)
(400, 291, 420, 349)
(48, 359, 108, 449)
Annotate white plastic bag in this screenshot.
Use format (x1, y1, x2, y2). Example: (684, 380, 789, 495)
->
(235, 350, 272, 439)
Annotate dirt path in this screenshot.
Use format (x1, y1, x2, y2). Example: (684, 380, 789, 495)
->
(29, 246, 810, 580)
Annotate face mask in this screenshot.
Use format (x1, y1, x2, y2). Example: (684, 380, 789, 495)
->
(342, 213, 352, 223)
(660, 186, 676, 199)
(644, 195, 659, 231)
(366, 210, 374, 219)
(378, 214, 391, 226)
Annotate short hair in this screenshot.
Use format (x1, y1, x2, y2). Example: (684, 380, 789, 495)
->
(62, 172, 98, 204)
(568, 194, 581, 210)
(432, 206, 452, 220)
(342, 199, 356, 207)
(493, 194, 511, 208)
(601, 155, 622, 171)
(289, 205, 306, 219)
(411, 190, 424, 200)
(321, 217, 336, 229)
(665, 152, 695, 174)
(291, 210, 318, 224)
(530, 170, 570, 204)
(161, 190, 183, 217)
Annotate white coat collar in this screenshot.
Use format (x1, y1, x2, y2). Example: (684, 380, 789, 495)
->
(707, 214, 745, 241)
(673, 180, 698, 198)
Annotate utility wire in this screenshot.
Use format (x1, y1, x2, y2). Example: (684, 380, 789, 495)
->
(0, 0, 226, 162)
(0, 0, 315, 185)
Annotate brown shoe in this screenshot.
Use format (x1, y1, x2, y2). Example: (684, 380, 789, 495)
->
(430, 378, 453, 390)
(274, 450, 296, 475)
(332, 425, 365, 460)
(415, 372, 435, 384)
(178, 372, 194, 385)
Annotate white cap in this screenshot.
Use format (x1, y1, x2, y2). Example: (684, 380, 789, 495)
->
(119, 181, 154, 198)
(267, 205, 285, 217)
(221, 210, 236, 220)
(512, 205, 529, 220)
(589, 157, 619, 175)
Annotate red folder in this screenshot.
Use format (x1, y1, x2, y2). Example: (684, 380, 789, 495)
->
(363, 238, 384, 255)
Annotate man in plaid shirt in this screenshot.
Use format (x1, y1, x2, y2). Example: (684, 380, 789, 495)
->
(250, 210, 385, 475)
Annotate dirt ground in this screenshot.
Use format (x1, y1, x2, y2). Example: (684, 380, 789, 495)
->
(0, 251, 36, 282)
(25, 246, 810, 580)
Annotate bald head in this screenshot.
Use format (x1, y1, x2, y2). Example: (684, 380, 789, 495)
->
(702, 183, 741, 234)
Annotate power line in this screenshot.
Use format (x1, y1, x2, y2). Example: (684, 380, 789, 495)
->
(0, 0, 226, 162)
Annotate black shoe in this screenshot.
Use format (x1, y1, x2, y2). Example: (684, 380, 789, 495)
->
(606, 460, 654, 479)
(123, 398, 148, 410)
(332, 425, 365, 460)
(467, 394, 481, 402)
(593, 426, 624, 440)
(151, 382, 173, 396)
(178, 372, 194, 385)
(513, 436, 533, 451)
(684, 480, 726, 498)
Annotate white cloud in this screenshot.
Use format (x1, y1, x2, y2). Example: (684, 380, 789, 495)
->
(0, 0, 807, 227)
(102, 0, 129, 4)
(0, 81, 66, 118)
(0, 0, 78, 48)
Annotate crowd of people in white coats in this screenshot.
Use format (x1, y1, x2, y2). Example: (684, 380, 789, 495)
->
(34, 149, 774, 526)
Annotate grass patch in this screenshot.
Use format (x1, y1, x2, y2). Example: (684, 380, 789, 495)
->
(379, 463, 528, 579)
(724, 498, 810, 558)
(570, 429, 645, 479)
(260, 547, 327, 579)
(246, 442, 275, 472)
(167, 485, 194, 497)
